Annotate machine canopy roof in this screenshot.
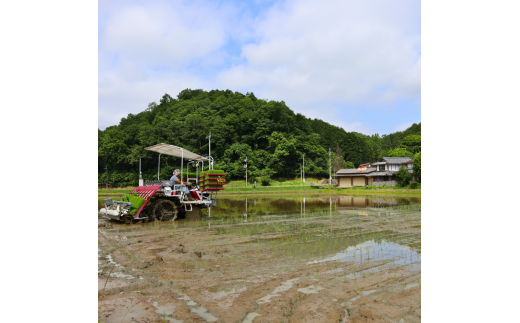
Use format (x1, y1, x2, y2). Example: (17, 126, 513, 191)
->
(144, 143, 209, 161)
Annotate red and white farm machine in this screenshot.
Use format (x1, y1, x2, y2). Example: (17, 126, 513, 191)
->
(99, 143, 225, 223)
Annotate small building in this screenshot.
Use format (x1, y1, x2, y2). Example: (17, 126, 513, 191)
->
(336, 157, 417, 187)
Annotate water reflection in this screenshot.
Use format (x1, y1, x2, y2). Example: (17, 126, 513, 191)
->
(210, 195, 420, 217)
(98, 195, 420, 219)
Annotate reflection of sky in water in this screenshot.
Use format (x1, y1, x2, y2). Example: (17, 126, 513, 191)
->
(308, 239, 421, 272)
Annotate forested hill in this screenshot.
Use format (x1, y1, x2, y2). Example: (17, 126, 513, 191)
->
(98, 89, 421, 186)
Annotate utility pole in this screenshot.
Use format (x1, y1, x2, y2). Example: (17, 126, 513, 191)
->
(244, 156, 248, 186)
(329, 148, 331, 183)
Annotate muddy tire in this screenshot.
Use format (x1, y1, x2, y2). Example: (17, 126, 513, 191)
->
(185, 206, 202, 220)
(153, 199, 179, 221)
(123, 215, 133, 224)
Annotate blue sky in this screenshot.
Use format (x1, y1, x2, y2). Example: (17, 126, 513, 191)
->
(99, 0, 421, 135)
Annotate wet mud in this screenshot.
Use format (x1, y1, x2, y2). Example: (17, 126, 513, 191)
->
(99, 205, 420, 322)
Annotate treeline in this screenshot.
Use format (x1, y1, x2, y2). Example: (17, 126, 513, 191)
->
(98, 89, 421, 187)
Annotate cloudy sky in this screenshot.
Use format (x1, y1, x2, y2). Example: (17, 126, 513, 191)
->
(99, 0, 421, 135)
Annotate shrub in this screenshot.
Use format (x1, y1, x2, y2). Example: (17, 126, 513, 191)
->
(396, 166, 412, 187)
(410, 181, 419, 189)
(260, 176, 271, 186)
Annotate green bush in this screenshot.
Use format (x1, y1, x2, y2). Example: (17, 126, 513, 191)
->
(396, 166, 412, 187)
(260, 176, 271, 186)
(410, 181, 419, 189)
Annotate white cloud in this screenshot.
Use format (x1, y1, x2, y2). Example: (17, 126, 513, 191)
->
(98, 0, 421, 132)
(98, 69, 211, 128)
(98, 0, 237, 128)
(217, 0, 421, 117)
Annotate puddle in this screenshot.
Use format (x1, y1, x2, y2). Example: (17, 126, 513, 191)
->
(110, 272, 135, 279)
(403, 282, 420, 290)
(148, 300, 182, 323)
(345, 289, 379, 306)
(177, 295, 197, 306)
(206, 283, 247, 298)
(177, 294, 219, 321)
(341, 308, 349, 323)
(243, 312, 261, 323)
(190, 306, 218, 322)
(307, 239, 421, 271)
(98, 297, 152, 323)
(99, 250, 136, 279)
(298, 284, 324, 294)
(257, 278, 299, 304)
(105, 254, 124, 268)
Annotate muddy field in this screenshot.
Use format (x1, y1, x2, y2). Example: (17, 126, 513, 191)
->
(98, 204, 421, 322)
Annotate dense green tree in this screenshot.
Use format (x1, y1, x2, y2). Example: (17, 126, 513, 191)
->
(399, 135, 421, 154)
(98, 89, 421, 186)
(332, 147, 346, 171)
(384, 147, 414, 158)
(413, 152, 421, 181)
(345, 161, 355, 169)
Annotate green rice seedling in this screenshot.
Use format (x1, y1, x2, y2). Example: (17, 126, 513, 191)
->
(316, 267, 319, 279)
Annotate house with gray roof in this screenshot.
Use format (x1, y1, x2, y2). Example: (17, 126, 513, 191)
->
(335, 157, 417, 187)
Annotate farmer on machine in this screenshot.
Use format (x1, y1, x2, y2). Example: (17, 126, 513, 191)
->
(170, 169, 194, 200)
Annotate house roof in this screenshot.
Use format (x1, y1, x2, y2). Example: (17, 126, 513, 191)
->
(371, 162, 386, 166)
(336, 167, 376, 175)
(381, 157, 413, 164)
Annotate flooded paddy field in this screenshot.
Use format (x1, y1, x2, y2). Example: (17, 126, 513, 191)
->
(98, 196, 420, 322)
(98, 194, 420, 217)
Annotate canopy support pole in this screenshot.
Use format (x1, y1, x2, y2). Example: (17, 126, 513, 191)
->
(158, 154, 161, 180)
(196, 162, 199, 184)
(181, 149, 184, 195)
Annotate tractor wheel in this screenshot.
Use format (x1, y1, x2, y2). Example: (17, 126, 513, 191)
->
(144, 202, 156, 222)
(185, 206, 203, 220)
(153, 199, 179, 221)
(123, 215, 133, 224)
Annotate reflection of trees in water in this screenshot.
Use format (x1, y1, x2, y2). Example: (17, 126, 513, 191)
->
(213, 195, 419, 217)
